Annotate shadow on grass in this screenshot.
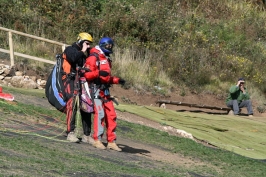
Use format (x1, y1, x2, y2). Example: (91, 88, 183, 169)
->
(113, 144, 150, 154)
(176, 109, 229, 115)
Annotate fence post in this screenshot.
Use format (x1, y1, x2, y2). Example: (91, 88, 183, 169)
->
(62, 44, 66, 52)
(8, 31, 14, 67)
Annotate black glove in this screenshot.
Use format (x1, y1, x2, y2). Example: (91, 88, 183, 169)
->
(119, 78, 126, 85)
(99, 70, 109, 77)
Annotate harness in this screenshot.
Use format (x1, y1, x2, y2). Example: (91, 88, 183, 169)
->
(89, 52, 119, 105)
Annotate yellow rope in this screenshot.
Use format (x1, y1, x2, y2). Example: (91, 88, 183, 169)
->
(0, 99, 67, 142)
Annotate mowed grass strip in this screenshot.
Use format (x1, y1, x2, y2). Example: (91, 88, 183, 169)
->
(115, 104, 266, 160)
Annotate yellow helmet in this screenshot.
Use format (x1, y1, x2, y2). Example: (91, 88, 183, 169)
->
(77, 32, 93, 43)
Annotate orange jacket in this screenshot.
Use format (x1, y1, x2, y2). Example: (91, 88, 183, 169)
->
(83, 46, 120, 85)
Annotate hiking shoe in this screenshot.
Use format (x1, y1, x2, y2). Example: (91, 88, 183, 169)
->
(93, 140, 106, 150)
(67, 132, 80, 143)
(82, 135, 95, 145)
(107, 142, 122, 152)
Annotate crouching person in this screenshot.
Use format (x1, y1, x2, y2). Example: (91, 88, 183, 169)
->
(225, 78, 253, 117)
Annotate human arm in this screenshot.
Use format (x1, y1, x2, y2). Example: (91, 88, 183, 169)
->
(109, 76, 126, 85)
(240, 87, 250, 100)
(229, 84, 250, 101)
(239, 81, 250, 100)
(83, 55, 100, 81)
(64, 46, 86, 64)
(229, 85, 240, 94)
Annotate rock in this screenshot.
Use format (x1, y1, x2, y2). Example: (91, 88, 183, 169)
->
(0, 64, 46, 90)
(0, 79, 8, 85)
(29, 76, 37, 82)
(4, 77, 12, 82)
(10, 76, 38, 89)
(160, 103, 166, 109)
(228, 110, 234, 115)
(3, 68, 11, 76)
(15, 71, 23, 76)
(39, 80, 46, 87)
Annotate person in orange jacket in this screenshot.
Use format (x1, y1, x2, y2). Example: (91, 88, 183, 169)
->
(83, 37, 125, 151)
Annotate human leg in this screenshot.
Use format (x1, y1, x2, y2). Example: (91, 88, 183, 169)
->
(226, 100, 240, 115)
(104, 101, 117, 142)
(239, 100, 253, 115)
(66, 97, 79, 142)
(92, 99, 106, 149)
(80, 110, 92, 136)
(66, 97, 76, 133)
(92, 99, 105, 140)
(104, 100, 121, 151)
(80, 110, 94, 144)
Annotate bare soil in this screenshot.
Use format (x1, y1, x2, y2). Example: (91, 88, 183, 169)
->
(8, 83, 263, 169)
(8, 89, 219, 175)
(109, 85, 264, 117)
(2, 57, 265, 175)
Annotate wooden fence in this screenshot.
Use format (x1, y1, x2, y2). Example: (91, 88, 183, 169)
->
(0, 26, 68, 66)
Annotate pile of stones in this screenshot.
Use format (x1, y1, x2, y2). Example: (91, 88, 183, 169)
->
(0, 64, 46, 89)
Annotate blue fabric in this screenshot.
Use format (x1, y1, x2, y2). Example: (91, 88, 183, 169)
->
(51, 67, 66, 107)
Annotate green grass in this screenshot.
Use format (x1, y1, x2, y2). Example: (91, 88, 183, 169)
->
(117, 120, 266, 177)
(115, 104, 266, 160)
(1, 85, 46, 98)
(0, 134, 183, 177)
(0, 89, 266, 176)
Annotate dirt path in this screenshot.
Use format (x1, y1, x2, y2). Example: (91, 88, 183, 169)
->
(6, 90, 220, 173)
(8, 82, 266, 173)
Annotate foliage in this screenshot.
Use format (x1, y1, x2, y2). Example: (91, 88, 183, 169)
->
(1, 0, 266, 98)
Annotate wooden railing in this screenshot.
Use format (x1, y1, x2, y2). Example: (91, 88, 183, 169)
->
(0, 26, 68, 66)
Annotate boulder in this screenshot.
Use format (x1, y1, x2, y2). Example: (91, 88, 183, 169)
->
(10, 76, 38, 89)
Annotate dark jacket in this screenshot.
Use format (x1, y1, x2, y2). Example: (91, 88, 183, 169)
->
(64, 42, 87, 73)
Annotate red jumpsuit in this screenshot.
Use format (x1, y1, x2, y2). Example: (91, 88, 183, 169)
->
(83, 46, 120, 143)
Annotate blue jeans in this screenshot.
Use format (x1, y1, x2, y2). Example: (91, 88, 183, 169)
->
(226, 100, 253, 115)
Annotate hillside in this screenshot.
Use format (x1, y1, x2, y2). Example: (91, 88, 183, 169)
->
(110, 84, 266, 117)
(1, 85, 266, 176)
(1, 0, 266, 96)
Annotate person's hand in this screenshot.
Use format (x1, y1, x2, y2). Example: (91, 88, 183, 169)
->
(240, 84, 245, 93)
(82, 41, 90, 52)
(119, 78, 126, 85)
(237, 80, 242, 86)
(99, 70, 109, 77)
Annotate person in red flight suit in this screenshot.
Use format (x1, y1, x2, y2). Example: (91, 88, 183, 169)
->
(83, 37, 125, 151)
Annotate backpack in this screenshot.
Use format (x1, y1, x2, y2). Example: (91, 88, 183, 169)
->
(45, 54, 74, 112)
